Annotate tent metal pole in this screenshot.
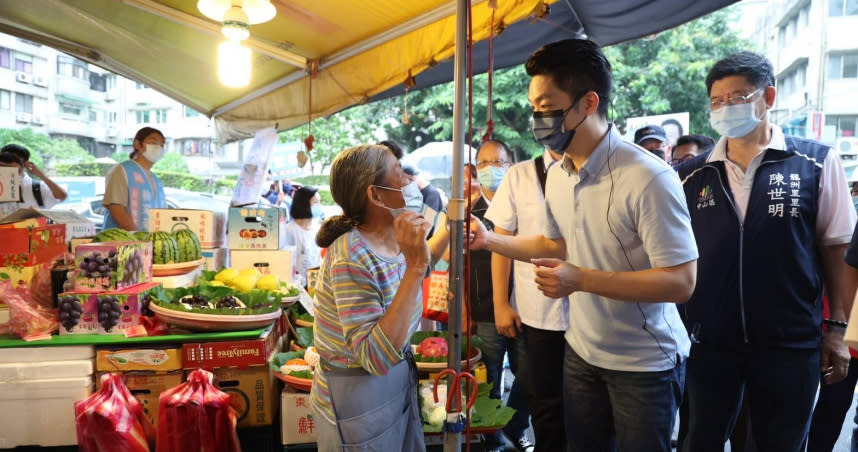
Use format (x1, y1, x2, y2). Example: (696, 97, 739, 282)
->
(445, 0, 467, 450)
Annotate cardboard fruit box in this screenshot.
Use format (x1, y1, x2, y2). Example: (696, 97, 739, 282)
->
(56, 292, 99, 335)
(95, 282, 161, 336)
(201, 247, 228, 272)
(0, 208, 95, 241)
(0, 166, 21, 203)
(229, 249, 293, 284)
(148, 208, 226, 248)
(73, 241, 153, 292)
(0, 222, 66, 267)
(96, 346, 182, 372)
(211, 364, 278, 428)
(182, 320, 284, 369)
(281, 386, 318, 445)
(227, 207, 279, 250)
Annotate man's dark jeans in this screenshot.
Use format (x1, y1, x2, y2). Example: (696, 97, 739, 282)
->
(521, 324, 567, 452)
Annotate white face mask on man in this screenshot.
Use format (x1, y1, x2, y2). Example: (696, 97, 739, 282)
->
(142, 144, 165, 163)
(709, 88, 766, 139)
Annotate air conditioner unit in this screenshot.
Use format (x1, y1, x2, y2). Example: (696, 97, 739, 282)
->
(15, 112, 32, 123)
(15, 72, 32, 84)
(837, 137, 858, 156)
(33, 75, 48, 87)
(31, 115, 45, 125)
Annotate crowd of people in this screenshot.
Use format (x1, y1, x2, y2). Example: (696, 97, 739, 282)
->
(308, 37, 858, 452)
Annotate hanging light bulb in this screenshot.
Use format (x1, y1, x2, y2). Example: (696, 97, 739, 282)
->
(222, 6, 250, 41)
(218, 39, 251, 87)
(197, 0, 276, 40)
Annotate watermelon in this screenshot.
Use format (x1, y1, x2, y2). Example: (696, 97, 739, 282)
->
(133, 231, 151, 242)
(151, 231, 179, 264)
(94, 228, 135, 243)
(173, 229, 202, 262)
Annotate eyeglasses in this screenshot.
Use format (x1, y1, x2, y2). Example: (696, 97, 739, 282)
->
(709, 88, 764, 112)
(475, 160, 511, 169)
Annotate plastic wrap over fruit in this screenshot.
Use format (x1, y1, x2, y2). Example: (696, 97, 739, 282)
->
(416, 336, 448, 358)
(0, 279, 57, 339)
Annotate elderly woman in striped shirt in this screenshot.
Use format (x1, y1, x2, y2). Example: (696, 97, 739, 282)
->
(310, 144, 446, 451)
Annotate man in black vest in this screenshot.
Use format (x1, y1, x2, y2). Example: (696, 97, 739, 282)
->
(677, 51, 857, 451)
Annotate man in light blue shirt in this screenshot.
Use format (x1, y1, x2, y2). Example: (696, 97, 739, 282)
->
(470, 39, 698, 452)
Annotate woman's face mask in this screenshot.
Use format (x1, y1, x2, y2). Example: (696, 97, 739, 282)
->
(142, 143, 165, 163)
(373, 181, 424, 218)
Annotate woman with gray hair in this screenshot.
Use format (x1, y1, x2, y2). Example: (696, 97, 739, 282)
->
(311, 144, 434, 451)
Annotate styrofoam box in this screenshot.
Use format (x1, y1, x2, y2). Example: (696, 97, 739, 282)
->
(0, 345, 94, 362)
(0, 376, 92, 447)
(0, 359, 93, 380)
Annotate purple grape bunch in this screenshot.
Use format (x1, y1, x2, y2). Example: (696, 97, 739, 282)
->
(121, 248, 144, 285)
(78, 250, 117, 278)
(140, 293, 154, 317)
(98, 295, 122, 332)
(184, 294, 211, 309)
(58, 295, 83, 331)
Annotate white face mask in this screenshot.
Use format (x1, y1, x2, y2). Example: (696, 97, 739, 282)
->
(374, 181, 424, 218)
(710, 101, 764, 139)
(143, 144, 165, 163)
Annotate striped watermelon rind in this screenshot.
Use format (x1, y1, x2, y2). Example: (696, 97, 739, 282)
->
(173, 229, 202, 262)
(94, 228, 135, 243)
(151, 232, 179, 264)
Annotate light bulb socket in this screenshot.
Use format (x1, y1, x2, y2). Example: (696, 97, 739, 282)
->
(222, 20, 250, 40)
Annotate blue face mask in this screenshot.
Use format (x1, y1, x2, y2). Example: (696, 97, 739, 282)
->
(374, 181, 424, 218)
(477, 166, 506, 191)
(710, 100, 764, 139)
(311, 204, 323, 218)
(531, 95, 586, 151)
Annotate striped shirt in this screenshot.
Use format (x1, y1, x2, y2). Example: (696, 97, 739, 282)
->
(310, 229, 421, 422)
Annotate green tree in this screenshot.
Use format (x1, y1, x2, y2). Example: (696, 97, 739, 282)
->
(153, 151, 189, 173)
(604, 8, 753, 137)
(278, 107, 381, 174)
(0, 127, 94, 169)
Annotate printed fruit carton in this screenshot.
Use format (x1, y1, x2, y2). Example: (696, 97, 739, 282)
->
(57, 292, 99, 335)
(73, 241, 153, 292)
(95, 282, 161, 336)
(227, 207, 279, 250)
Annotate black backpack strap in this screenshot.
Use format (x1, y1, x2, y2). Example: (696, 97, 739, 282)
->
(32, 182, 44, 207)
(533, 155, 548, 195)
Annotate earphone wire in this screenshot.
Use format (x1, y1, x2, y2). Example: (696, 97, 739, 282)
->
(604, 99, 677, 367)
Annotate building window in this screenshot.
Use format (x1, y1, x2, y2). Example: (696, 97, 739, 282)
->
(136, 110, 151, 123)
(57, 55, 88, 80)
(60, 102, 83, 117)
(827, 115, 858, 137)
(15, 93, 33, 114)
(14, 54, 33, 73)
(184, 106, 202, 118)
(830, 0, 858, 16)
(155, 109, 168, 123)
(177, 138, 213, 156)
(829, 53, 858, 79)
(106, 74, 116, 90)
(0, 47, 10, 69)
(89, 109, 98, 122)
(108, 111, 118, 124)
(0, 90, 9, 110)
(89, 73, 106, 92)
(778, 64, 808, 99)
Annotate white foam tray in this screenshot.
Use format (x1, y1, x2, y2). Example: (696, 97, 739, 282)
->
(0, 376, 92, 447)
(0, 359, 93, 381)
(0, 345, 94, 362)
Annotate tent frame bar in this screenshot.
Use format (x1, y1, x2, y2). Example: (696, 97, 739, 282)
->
(211, 0, 487, 119)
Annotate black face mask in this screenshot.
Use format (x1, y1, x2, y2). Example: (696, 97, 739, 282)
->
(649, 149, 666, 161)
(531, 94, 587, 152)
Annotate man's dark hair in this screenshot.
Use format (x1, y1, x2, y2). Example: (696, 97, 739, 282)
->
(1, 144, 30, 162)
(705, 51, 775, 95)
(676, 134, 716, 153)
(525, 39, 612, 117)
(377, 140, 404, 160)
(0, 152, 23, 167)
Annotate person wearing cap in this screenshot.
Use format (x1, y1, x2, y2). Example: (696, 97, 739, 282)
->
(281, 186, 323, 283)
(634, 124, 671, 163)
(401, 164, 445, 214)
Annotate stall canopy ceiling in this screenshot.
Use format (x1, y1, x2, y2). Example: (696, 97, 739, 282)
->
(0, 0, 736, 142)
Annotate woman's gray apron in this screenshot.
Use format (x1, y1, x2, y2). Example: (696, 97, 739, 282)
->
(323, 350, 425, 451)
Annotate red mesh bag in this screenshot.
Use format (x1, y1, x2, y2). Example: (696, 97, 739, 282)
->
(75, 373, 153, 452)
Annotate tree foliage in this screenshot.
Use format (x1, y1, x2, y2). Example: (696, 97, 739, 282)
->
(0, 127, 94, 169)
(605, 8, 753, 137)
(153, 151, 189, 173)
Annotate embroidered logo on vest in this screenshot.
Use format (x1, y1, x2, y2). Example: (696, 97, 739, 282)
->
(696, 185, 715, 210)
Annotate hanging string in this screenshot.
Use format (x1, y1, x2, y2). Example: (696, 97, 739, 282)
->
(482, 0, 497, 142)
(464, 1, 474, 450)
(403, 71, 417, 125)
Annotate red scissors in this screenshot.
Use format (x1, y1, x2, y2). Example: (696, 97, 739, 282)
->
(433, 368, 478, 416)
